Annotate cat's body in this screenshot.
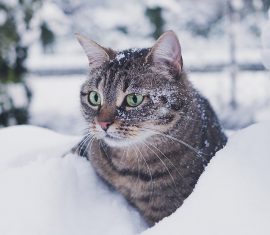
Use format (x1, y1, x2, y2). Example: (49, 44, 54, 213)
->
(74, 31, 227, 226)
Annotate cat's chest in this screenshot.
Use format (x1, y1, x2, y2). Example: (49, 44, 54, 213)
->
(89, 142, 141, 188)
(89, 141, 184, 190)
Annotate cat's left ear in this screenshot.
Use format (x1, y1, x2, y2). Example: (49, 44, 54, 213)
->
(146, 30, 183, 75)
(75, 33, 114, 71)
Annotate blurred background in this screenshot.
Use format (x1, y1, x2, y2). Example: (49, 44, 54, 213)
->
(0, 0, 270, 135)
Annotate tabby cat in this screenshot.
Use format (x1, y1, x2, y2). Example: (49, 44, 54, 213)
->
(74, 31, 227, 226)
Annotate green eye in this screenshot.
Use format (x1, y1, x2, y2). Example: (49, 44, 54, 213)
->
(126, 94, 144, 107)
(88, 91, 101, 106)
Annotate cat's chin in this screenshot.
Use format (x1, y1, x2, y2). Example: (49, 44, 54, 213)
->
(94, 129, 154, 148)
(103, 133, 154, 148)
(103, 136, 135, 148)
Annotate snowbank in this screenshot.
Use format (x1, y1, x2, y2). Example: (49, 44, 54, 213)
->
(0, 122, 270, 235)
(142, 122, 270, 235)
(0, 126, 146, 235)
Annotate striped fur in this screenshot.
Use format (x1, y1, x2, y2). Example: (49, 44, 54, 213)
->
(75, 31, 227, 226)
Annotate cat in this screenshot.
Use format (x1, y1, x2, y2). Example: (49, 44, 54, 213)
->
(73, 30, 227, 226)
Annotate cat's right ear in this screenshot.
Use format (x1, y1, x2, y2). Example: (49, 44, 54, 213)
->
(146, 30, 183, 76)
(75, 33, 112, 71)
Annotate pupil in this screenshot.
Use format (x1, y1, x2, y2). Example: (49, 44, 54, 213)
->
(132, 95, 137, 103)
(94, 93, 98, 102)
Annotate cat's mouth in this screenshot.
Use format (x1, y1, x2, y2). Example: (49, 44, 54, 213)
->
(101, 130, 154, 148)
(102, 133, 134, 147)
(92, 123, 154, 147)
(104, 133, 121, 140)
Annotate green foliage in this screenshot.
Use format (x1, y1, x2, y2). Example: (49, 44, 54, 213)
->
(0, 0, 54, 126)
(0, 88, 29, 127)
(0, 1, 36, 83)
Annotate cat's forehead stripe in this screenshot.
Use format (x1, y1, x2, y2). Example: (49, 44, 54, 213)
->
(94, 48, 151, 93)
(95, 76, 103, 88)
(122, 77, 131, 93)
(116, 89, 126, 107)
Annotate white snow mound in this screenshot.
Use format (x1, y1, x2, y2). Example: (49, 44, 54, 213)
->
(142, 121, 270, 235)
(0, 122, 270, 235)
(0, 126, 146, 235)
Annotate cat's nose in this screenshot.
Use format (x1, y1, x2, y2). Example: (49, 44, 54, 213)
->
(98, 121, 112, 131)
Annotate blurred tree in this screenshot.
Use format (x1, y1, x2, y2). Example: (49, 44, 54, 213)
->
(226, 0, 237, 109)
(262, 0, 270, 11)
(0, 0, 55, 127)
(145, 6, 164, 39)
(40, 22, 55, 53)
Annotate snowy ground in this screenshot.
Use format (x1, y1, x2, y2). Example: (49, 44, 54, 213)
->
(0, 121, 270, 235)
(0, 126, 146, 235)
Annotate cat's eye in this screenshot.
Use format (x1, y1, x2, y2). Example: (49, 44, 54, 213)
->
(126, 94, 144, 107)
(88, 91, 101, 106)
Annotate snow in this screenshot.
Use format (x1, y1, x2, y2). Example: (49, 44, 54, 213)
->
(35, 1, 69, 34)
(0, 0, 18, 8)
(0, 122, 270, 235)
(0, 125, 146, 235)
(142, 121, 270, 235)
(189, 71, 270, 129)
(115, 52, 126, 61)
(0, 9, 7, 25)
(27, 75, 85, 135)
(6, 84, 29, 108)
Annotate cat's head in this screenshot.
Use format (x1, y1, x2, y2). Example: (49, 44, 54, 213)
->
(77, 31, 191, 147)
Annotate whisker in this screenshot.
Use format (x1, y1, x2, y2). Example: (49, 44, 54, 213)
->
(134, 145, 154, 204)
(82, 135, 95, 158)
(78, 134, 93, 157)
(132, 146, 141, 190)
(88, 137, 96, 157)
(71, 133, 92, 155)
(146, 141, 184, 181)
(142, 141, 183, 206)
(141, 127, 206, 157)
(142, 141, 178, 191)
(119, 147, 128, 168)
(99, 140, 110, 160)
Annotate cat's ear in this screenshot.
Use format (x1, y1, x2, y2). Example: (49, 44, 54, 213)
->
(75, 33, 113, 70)
(146, 30, 183, 74)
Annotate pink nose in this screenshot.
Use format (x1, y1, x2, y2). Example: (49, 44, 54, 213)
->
(98, 121, 112, 131)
